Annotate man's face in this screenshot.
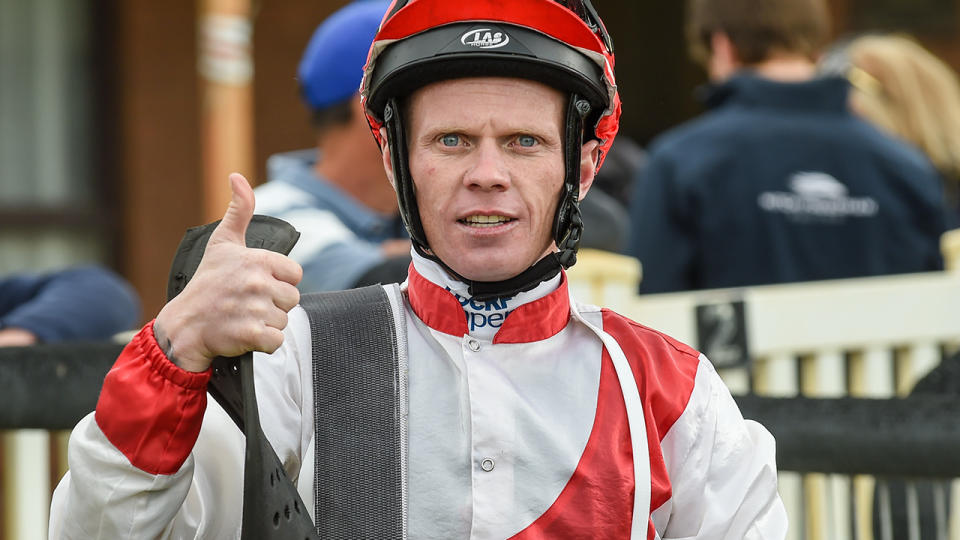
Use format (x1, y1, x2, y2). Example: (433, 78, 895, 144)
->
(394, 77, 591, 282)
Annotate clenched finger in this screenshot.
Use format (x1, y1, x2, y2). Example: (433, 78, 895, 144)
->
(250, 324, 285, 354)
(265, 252, 303, 286)
(263, 306, 289, 333)
(272, 281, 300, 312)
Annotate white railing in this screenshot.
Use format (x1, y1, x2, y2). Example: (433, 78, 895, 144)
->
(0, 431, 69, 540)
(567, 242, 960, 540)
(616, 272, 959, 540)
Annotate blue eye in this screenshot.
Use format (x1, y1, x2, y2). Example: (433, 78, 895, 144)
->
(517, 135, 537, 147)
(440, 134, 460, 147)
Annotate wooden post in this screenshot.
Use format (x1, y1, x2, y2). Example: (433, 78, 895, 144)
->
(942, 229, 960, 272)
(199, 0, 255, 223)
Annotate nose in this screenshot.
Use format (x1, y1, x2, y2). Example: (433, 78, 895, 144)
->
(463, 139, 510, 191)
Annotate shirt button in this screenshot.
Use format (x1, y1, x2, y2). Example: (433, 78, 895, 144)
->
(480, 458, 495, 472)
(467, 338, 481, 352)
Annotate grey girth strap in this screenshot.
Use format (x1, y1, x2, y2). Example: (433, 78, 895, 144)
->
(301, 285, 408, 539)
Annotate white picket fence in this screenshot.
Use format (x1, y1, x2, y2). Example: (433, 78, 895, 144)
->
(2, 237, 959, 540)
(0, 431, 69, 540)
(567, 246, 960, 540)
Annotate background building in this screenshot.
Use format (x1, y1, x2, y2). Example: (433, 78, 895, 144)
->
(1, 0, 959, 316)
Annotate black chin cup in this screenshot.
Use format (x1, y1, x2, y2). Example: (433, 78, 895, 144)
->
(383, 93, 590, 301)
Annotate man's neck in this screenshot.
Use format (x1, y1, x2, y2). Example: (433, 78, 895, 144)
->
(748, 55, 817, 82)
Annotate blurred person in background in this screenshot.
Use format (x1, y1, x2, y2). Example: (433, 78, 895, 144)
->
(254, 0, 411, 292)
(822, 34, 960, 226)
(627, 0, 948, 294)
(0, 266, 139, 346)
(579, 136, 647, 253)
(593, 136, 647, 209)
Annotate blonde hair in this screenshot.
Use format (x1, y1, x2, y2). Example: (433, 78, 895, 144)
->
(846, 34, 960, 191)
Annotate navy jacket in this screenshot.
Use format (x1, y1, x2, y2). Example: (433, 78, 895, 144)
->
(627, 74, 948, 294)
(0, 266, 140, 342)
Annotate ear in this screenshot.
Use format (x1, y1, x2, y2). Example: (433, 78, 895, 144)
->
(350, 96, 371, 133)
(578, 139, 601, 200)
(708, 31, 740, 81)
(379, 127, 397, 189)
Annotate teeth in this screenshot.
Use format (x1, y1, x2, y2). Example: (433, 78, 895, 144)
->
(462, 215, 512, 227)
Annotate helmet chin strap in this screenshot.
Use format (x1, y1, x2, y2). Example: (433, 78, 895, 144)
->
(384, 94, 590, 301)
(554, 94, 590, 269)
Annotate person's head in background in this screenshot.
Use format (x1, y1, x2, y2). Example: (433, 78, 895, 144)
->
(298, 0, 396, 215)
(838, 34, 960, 214)
(685, 0, 830, 82)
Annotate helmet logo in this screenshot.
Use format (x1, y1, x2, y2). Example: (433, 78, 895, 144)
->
(460, 28, 510, 49)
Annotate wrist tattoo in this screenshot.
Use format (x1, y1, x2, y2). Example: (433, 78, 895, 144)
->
(154, 323, 183, 368)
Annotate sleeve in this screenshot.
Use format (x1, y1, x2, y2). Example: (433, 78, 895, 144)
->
(300, 240, 386, 291)
(651, 356, 788, 539)
(579, 188, 630, 253)
(899, 159, 950, 272)
(48, 309, 312, 539)
(924, 173, 950, 271)
(626, 150, 697, 294)
(277, 207, 386, 292)
(352, 254, 412, 288)
(0, 266, 140, 342)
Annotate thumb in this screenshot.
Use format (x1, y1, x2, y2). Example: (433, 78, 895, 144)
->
(211, 173, 255, 246)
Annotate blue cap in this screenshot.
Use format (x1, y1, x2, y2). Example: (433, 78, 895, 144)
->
(298, 0, 390, 110)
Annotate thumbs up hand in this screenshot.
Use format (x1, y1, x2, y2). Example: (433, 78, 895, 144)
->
(154, 174, 303, 373)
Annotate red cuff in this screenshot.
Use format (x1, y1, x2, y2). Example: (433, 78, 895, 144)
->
(95, 320, 211, 475)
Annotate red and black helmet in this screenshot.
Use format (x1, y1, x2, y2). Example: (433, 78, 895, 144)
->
(361, 0, 621, 298)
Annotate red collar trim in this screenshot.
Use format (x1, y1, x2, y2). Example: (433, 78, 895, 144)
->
(493, 274, 571, 344)
(406, 263, 571, 344)
(407, 263, 469, 337)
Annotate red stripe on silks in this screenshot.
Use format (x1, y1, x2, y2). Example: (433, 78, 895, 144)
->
(510, 309, 701, 538)
(493, 273, 570, 344)
(600, 309, 701, 518)
(406, 263, 470, 337)
(378, 1, 605, 53)
(509, 349, 634, 539)
(95, 320, 211, 475)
